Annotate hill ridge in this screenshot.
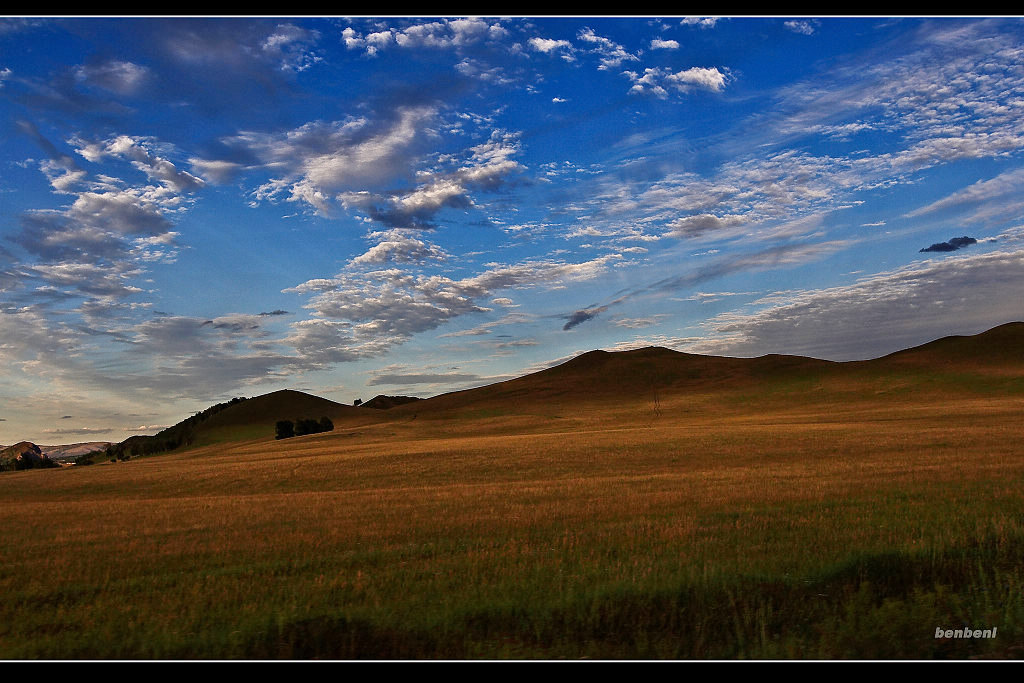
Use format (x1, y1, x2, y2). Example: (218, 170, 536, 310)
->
(16, 320, 1024, 461)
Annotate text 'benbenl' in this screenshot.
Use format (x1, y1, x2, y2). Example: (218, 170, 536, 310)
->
(935, 626, 997, 639)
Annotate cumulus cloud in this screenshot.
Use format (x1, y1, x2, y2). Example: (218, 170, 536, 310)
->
(9, 128, 198, 315)
(201, 105, 522, 226)
(350, 230, 448, 265)
(73, 134, 205, 195)
(681, 17, 719, 29)
(336, 129, 524, 229)
(625, 66, 729, 97)
(343, 18, 508, 56)
(548, 20, 1024, 257)
(529, 36, 573, 54)
(235, 107, 432, 213)
(651, 39, 679, 49)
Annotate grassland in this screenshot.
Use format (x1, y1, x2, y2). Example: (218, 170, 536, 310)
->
(3, 331, 1024, 659)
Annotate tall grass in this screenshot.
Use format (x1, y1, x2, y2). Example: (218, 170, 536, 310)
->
(2, 392, 1023, 659)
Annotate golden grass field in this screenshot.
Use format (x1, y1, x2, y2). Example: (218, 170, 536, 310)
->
(3, 331, 1024, 659)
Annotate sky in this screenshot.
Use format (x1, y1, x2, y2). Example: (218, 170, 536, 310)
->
(3, 15, 1024, 444)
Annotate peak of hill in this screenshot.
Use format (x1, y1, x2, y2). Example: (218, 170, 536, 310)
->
(361, 395, 423, 410)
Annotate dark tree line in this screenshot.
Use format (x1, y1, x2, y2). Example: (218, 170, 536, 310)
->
(275, 416, 334, 440)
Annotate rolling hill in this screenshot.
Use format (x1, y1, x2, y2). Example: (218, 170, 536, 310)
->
(60, 320, 1024, 461)
(93, 389, 383, 461)
(356, 322, 1024, 429)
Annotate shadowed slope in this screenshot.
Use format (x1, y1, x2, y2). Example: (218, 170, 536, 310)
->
(871, 322, 1024, 371)
(383, 346, 837, 422)
(374, 323, 1024, 426)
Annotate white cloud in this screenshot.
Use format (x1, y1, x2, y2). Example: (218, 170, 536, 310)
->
(284, 253, 625, 358)
(681, 17, 719, 29)
(529, 36, 574, 57)
(188, 158, 245, 184)
(73, 60, 150, 94)
(261, 23, 322, 71)
(335, 128, 525, 229)
(72, 134, 205, 195)
(784, 20, 818, 36)
(906, 167, 1024, 217)
(665, 213, 747, 239)
(650, 39, 679, 50)
(613, 315, 665, 329)
(577, 28, 639, 70)
(350, 230, 448, 265)
(225, 106, 437, 216)
(626, 66, 729, 97)
(343, 18, 509, 56)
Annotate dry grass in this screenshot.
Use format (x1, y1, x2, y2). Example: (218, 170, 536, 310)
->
(2, 379, 1024, 659)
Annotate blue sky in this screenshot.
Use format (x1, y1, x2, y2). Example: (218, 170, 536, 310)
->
(3, 16, 1024, 443)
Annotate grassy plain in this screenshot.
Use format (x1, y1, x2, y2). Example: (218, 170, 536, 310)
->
(3, 336, 1024, 659)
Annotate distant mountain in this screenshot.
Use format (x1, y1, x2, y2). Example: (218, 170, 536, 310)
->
(40, 442, 113, 462)
(0, 442, 59, 472)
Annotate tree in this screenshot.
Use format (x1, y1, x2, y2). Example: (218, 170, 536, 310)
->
(275, 420, 295, 440)
(353, 398, 362, 407)
(318, 416, 334, 433)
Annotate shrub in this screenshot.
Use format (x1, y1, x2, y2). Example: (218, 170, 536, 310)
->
(275, 420, 295, 440)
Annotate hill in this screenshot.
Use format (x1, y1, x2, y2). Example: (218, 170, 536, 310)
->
(871, 321, 1024, 370)
(0, 442, 59, 472)
(381, 344, 836, 421)
(54, 321, 1024, 460)
(93, 389, 379, 461)
(362, 322, 1024, 429)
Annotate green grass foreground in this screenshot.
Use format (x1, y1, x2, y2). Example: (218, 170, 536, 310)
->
(4, 336, 1024, 659)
